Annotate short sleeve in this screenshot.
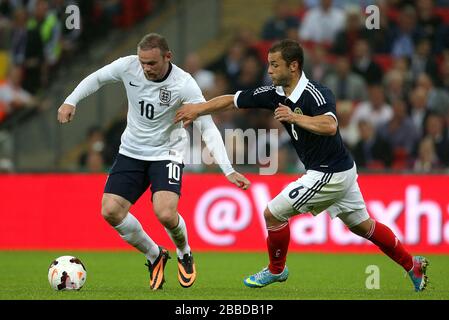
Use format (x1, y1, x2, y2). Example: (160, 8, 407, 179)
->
(309, 87, 338, 123)
(235, 86, 276, 110)
(180, 76, 206, 104)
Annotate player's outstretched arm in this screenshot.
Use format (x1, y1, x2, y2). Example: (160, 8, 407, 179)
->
(57, 103, 76, 123)
(175, 95, 236, 128)
(226, 171, 251, 190)
(57, 58, 124, 124)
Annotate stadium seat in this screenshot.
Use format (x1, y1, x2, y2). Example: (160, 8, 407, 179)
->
(366, 160, 386, 170)
(251, 40, 274, 63)
(386, 8, 400, 23)
(373, 54, 393, 72)
(434, 7, 449, 24)
(293, 7, 307, 20)
(392, 147, 409, 170)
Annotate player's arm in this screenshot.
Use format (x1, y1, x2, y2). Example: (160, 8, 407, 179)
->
(274, 103, 337, 136)
(178, 78, 250, 190)
(175, 95, 235, 128)
(194, 115, 250, 190)
(58, 58, 125, 124)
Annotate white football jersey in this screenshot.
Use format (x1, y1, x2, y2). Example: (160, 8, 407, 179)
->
(65, 56, 234, 174)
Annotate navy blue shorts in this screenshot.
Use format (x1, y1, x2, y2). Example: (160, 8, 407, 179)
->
(104, 153, 183, 204)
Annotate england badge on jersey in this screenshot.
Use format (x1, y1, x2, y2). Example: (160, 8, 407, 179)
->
(159, 88, 171, 106)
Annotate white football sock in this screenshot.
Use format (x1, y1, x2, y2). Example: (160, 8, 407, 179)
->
(114, 213, 160, 263)
(165, 213, 191, 258)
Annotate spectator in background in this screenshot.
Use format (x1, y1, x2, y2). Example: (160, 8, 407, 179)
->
(364, 0, 393, 54)
(28, 0, 62, 68)
(0, 156, 14, 173)
(409, 86, 429, 136)
(378, 99, 419, 157)
(103, 114, 126, 167)
(416, 72, 449, 116)
(410, 38, 440, 85)
(22, 0, 47, 94)
(183, 52, 215, 99)
(323, 55, 367, 101)
(53, 0, 81, 62)
(390, 56, 414, 89)
(207, 73, 231, 100)
(352, 119, 393, 169)
(10, 6, 27, 65)
(85, 149, 106, 172)
(302, 45, 331, 82)
(261, 0, 299, 41)
(0, 65, 35, 122)
(390, 5, 421, 58)
(232, 54, 264, 91)
(413, 136, 441, 172)
(332, 6, 367, 56)
(440, 56, 449, 92)
(209, 40, 247, 88)
(351, 39, 383, 85)
(351, 84, 393, 129)
(422, 113, 449, 166)
(384, 69, 408, 104)
(298, 0, 345, 45)
(78, 125, 106, 172)
(336, 100, 359, 149)
(416, 0, 445, 53)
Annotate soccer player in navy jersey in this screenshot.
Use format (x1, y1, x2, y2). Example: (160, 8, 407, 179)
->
(175, 39, 429, 292)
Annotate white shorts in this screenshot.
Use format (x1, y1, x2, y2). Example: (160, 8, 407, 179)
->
(267, 163, 369, 228)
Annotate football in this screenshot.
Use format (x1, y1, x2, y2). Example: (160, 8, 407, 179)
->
(48, 256, 87, 291)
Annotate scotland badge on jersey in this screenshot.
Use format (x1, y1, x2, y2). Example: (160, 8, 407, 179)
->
(159, 88, 171, 106)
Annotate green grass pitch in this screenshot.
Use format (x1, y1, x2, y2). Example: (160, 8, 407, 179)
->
(1, 251, 448, 300)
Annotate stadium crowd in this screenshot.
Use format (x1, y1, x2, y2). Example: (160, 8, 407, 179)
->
(1, 0, 449, 174)
(0, 0, 155, 122)
(189, 0, 449, 174)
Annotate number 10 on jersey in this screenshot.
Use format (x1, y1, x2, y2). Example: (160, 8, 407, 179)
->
(139, 100, 154, 119)
(167, 162, 181, 181)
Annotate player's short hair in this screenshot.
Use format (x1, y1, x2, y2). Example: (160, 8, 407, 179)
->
(138, 33, 170, 55)
(269, 39, 304, 70)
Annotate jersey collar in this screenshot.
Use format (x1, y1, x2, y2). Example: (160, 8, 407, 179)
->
(152, 62, 173, 83)
(275, 71, 309, 103)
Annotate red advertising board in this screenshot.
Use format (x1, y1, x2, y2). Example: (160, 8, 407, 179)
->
(0, 174, 448, 253)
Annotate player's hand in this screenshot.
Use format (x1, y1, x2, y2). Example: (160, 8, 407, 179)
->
(175, 104, 200, 128)
(226, 171, 251, 190)
(274, 103, 296, 124)
(57, 104, 76, 123)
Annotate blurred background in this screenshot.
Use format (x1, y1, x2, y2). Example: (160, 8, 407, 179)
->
(0, 0, 449, 175)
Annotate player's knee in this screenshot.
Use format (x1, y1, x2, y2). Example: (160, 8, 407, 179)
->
(155, 207, 178, 229)
(101, 197, 126, 226)
(264, 207, 282, 227)
(350, 218, 374, 238)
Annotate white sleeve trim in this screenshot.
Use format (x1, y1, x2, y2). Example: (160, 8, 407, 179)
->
(194, 115, 235, 176)
(233, 91, 242, 109)
(324, 111, 338, 125)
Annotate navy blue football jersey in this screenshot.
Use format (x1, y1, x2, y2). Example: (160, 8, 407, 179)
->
(234, 73, 354, 173)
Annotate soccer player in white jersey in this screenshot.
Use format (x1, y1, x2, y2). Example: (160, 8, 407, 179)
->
(57, 33, 250, 290)
(176, 40, 429, 292)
